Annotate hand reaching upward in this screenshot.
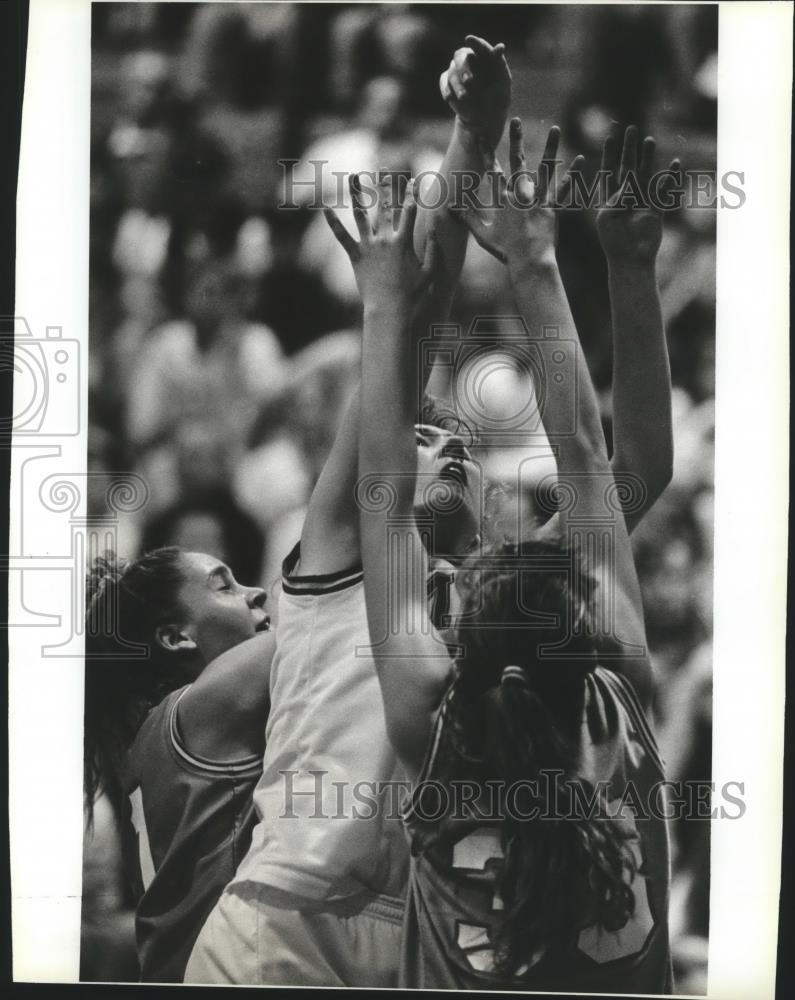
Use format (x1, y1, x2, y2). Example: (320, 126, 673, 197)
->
(439, 35, 512, 149)
(596, 125, 682, 264)
(456, 117, 584, 268)
(324, 175, 439, 312)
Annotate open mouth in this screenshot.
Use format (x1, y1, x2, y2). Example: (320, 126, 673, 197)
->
(440, 460, 468, 488)
(255, 615, 271, 633)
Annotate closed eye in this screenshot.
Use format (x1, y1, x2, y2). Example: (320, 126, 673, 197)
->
(208, 565, 236, 591)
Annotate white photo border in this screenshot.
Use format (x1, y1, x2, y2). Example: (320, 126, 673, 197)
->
(10, 1, 792, 994)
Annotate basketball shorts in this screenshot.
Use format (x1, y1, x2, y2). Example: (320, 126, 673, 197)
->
(184, 882, 404, 987)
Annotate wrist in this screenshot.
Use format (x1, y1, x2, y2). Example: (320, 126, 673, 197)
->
(454, 114, 506, 152)
(362, 290, 412, 339)
(363, 298, 412, 325)
(606, 257, 657, 278)
(507, 249, 559, 279)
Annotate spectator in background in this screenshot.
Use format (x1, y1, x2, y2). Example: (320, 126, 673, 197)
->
(290, 74, 441, 306)
(179, 2, 300, 110)
(253, 207, 352, 354)
(126, 253, 285, 456)
(288, 330, 361, 483)
(141, 420, 266, 585)
(235, 330, 361, 587)
(177, 3, 300, 209)
(328, 5, 445, 114)
(101, 274, 169, 422)
(565, 5, 675, 142)
(86, 423, 143, 561)
(108, 48, 176, 269)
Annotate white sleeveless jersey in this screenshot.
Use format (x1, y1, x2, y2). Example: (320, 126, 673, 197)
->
(230, 543, 410, 902)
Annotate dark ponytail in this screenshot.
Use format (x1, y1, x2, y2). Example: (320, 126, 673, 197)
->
(453, 539, 639, 978)
(84, 547, 189, 824)
(489, 666, 636, 977)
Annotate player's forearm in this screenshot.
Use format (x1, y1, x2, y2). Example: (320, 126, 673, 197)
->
(360, 304, 418, 516)
(608, 259, 673, 515)
(303, 384, 361, 526)
(416, 120, 482, 308)
(419, 122, 485, 403)
(508, 256, 608, 468)
(298, 382, 362, 573)
(359, 302, 443, 728)
(511, 261, 650, 702)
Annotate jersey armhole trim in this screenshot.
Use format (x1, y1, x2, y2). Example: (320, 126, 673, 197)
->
(598, 668, 666, 775)
(403, 681, 454, 827)
(169, 687, 263, 776)
(281, 540, 364, 595)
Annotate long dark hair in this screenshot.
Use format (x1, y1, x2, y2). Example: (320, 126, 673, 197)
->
(84, 547, 192, 824)
(452, 538, 638, 978)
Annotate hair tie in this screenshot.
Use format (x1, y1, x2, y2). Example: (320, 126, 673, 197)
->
(87, 554, 126, 609)
(501, 665, 527, 686)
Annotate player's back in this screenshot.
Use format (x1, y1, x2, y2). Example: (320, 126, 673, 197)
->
(123, 686, 262, 982)
(401, 667, 673, 993)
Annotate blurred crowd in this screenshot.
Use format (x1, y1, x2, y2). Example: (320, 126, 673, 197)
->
(86, 4, 717, 991)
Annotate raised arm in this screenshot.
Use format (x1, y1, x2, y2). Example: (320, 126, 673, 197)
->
(327, 179, 452, 776)
(596, 125, 680, 532)
(462, 119, 653, 708)
(419, 35, 511, 269)
(298, 37, 510, 577)
(295, 382, 362, 576)
(421, 35, 511, 400)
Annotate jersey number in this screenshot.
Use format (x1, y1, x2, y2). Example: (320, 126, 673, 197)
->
(452, 819, 655, 973)
(451, 828, 509, 974)
(129, 786, 156, 891)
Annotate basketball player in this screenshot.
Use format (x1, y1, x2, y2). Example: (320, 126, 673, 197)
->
(84, 546, 274, 981)
(353, 121, 675, 989)
(185, 72, 675, 993)
(184, 35, 513, 988)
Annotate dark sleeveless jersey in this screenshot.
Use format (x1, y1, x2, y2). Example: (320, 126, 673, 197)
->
(122, 686, 262, 982)
(401, 667, 673, 993)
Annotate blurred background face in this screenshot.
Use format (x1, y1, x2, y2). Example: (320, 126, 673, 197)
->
(121, 49, 170, 123)
(358, 75, 407, 135)
(170, 512, 227, 563)
(184, 261, 237, 329)
(175, 421, 232, 497)
(642, 536, 700, 638)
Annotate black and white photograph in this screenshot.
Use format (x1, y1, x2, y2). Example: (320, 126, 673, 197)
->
(6, 1, 791, 995)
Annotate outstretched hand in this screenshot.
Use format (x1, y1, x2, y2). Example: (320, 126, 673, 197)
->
(455, 117, 583, 268)
(596, 125, 682, 264)
(440, 35, 512, 149)
(324, 175, 439, 311)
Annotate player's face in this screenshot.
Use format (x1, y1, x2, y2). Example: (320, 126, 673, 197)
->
(176, 552, 270, 667)
(413, 424, 481, 556)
